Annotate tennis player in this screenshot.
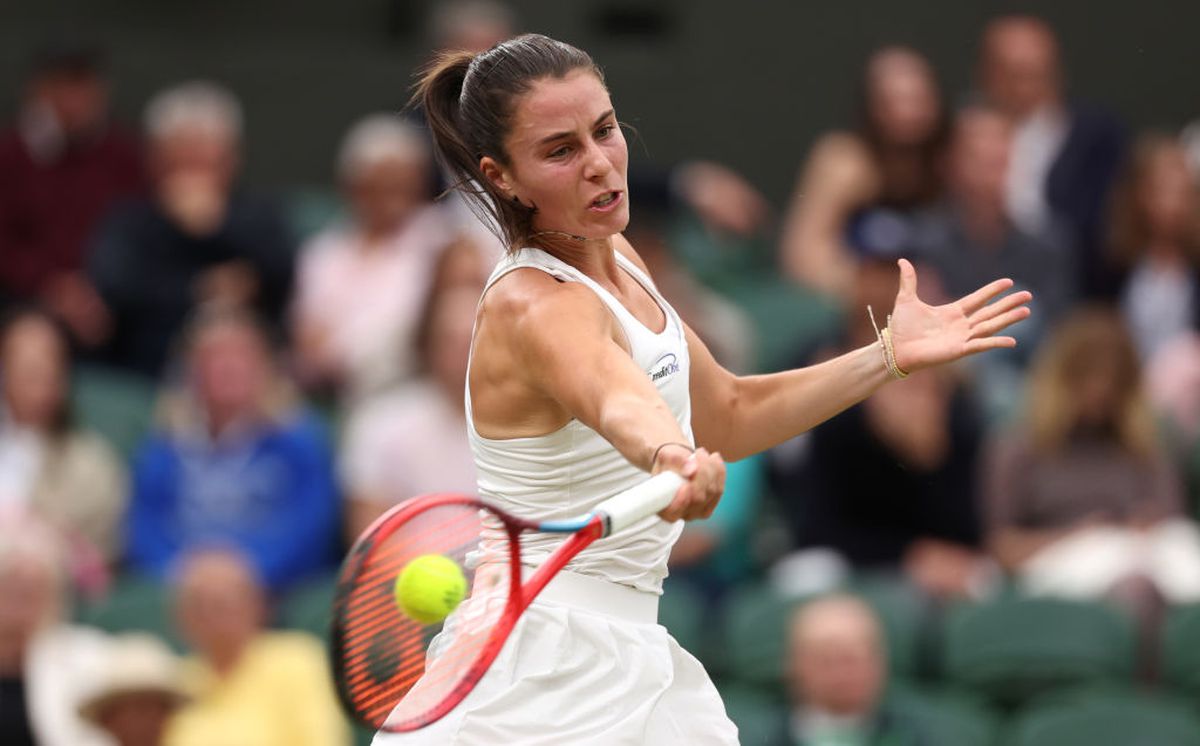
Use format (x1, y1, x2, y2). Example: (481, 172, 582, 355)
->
(377, 33, 1031, 744)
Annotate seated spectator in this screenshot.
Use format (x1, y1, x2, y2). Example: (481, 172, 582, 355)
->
(89, 81, 294, 377)
(77, 633, 188, 746)
(340, 246, 483, 540)
(0, 308, 127, 594)
(912, 104, 1076, 420)
(292, 114, 464, 401)
(0, 514, 111, 746)
(770, 252, 989, 601)
(1106, 133, 1200, 362)
(976, 14, 1125, 297)
(781, 46, 948, 299)
(125, 308, 339, 593)
(165, 550, 349, 746)
(776, 594, 926, 746)
(0, 40, 142, 346)
(984, 308, 1200, 608)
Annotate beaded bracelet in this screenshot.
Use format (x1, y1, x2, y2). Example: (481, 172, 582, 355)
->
(867, 306, 910, 380)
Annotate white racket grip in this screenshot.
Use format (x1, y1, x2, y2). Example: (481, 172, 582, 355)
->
(593, 472, 685, 537)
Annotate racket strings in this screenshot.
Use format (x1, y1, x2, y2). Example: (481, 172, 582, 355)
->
(334, 501, 517, 730)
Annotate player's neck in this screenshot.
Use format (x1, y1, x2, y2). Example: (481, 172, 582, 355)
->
(529, 231, 618, 281)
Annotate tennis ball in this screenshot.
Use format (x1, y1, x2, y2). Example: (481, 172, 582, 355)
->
(394, 554, 467, 625)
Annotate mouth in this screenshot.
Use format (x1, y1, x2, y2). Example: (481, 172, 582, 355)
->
(588, 190, 624, 213)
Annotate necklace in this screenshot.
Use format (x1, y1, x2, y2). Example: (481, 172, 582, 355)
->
(529, 229, 590, 242)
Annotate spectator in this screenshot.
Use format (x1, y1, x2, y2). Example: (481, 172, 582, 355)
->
(770, 252, 988, 600)
(984, 308, 1200, 607)
(977, 14, 1125, 297)
(0, 40, 142, 347)
(165, 550, 349, 746)
(430, 0, 517, 55)
(292, 114, 464, 401)
(339, 246, 483, 540)
(125, 308, 339, 594)
(89, 81, 294, 377)
(77, 633, 188, 746)
(0, 308, 127, 592)
(1106, 133, 1200, 362)
(781, 46, 948, 299)
(911, 104, 1077, 418)
(776, 594, 927, 746)
(0, 514, 111, 746)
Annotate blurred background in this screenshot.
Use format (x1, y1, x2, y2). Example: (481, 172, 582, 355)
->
(3, 1, 1200, 745)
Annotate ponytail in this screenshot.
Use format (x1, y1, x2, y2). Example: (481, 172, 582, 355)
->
(411, 34, 602, 251)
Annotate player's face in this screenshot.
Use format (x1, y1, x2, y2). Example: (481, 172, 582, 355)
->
(486, 70, 629, 240)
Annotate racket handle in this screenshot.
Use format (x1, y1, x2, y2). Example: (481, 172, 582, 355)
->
(593, 472, 685, 537)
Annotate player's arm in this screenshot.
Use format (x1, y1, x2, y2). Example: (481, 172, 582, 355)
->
(612, 234, 891, 460)
(686, 323, 890, 460)
(614, 238, 1029, 462)
(489, 272, 723, 519)
(497, 274, 686, 468)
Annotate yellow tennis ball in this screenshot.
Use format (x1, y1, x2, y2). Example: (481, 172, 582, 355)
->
(394, 554, 467, 625)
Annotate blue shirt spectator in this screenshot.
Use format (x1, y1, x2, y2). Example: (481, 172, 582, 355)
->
(124, 308, 339, 592)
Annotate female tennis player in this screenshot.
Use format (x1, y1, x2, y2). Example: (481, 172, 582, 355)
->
(376, 33, 1031, 744)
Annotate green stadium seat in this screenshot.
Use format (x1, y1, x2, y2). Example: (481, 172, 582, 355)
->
(718, 683, 786, 746)
(353, 723, 375, 746)
(70, 364, 158, 462)
(720, 580, 929, 689)
(943, 597, 1135, 706)
(718, 583, 799, 687)
(77, 573, 182, 651)
(277, 572, 338, 641)
(888, 685, 999, 746)
(658, 579, 708, 661)
(1004, 688, 1200, 746)
(285, 186, 345, 242)
(1164, 603, 1200, 696)
(852, 574, 926, 679)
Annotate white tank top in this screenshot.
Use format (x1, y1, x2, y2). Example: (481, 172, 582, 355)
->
(465, 247, 691, 594)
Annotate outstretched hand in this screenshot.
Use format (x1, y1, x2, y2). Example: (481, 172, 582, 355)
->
(887, 258, 1033, 374)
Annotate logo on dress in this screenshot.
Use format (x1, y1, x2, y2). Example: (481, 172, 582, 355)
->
(650, 353, 681, 382)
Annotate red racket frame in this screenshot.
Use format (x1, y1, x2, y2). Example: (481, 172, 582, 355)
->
(330, 492, 605, 733)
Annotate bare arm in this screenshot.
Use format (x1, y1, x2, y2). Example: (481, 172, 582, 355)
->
(689, 259, 1033, 459)
(474, 269, 723, 519)
(779, 133, 878, 296)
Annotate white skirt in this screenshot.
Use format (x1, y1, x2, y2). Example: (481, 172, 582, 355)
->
(372, 569, 739, 745)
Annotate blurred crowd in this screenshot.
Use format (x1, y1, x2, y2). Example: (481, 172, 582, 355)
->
(3, 2, 1200, 745)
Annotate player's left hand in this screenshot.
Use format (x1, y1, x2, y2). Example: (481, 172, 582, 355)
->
(888, 258, 1032, 373)
(654, 445, 725, 522)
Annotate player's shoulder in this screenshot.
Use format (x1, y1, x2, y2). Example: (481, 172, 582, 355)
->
(480, 264, 607, 332)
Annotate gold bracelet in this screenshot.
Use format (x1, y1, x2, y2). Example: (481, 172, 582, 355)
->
(867, 306, 910, 380)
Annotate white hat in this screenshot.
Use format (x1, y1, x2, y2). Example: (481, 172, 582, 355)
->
(78, 633, 189, 723)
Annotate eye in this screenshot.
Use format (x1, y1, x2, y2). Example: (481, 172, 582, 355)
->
(548, 145, 571, 159)
(596, 124, 615, 139)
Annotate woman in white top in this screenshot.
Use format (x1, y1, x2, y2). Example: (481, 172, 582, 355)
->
(379, 34, 1031, 744)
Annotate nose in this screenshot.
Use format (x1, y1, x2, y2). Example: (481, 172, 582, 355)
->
(581, 139, 612, 181)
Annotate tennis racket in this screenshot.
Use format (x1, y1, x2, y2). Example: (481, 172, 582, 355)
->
(330, 471, 685, 733)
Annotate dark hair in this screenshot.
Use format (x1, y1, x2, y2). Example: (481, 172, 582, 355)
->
(28, 38, 105, 81)
(413, 33, 603, 250)
(0, 305, 74, 436)
(855, 45, 949, 208)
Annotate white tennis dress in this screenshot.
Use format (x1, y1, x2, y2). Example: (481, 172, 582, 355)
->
(373, 247, 738, 744)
